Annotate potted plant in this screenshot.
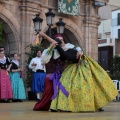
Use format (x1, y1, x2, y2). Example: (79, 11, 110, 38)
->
(109, 55, 120, 101)
(109, 55, 120, 80)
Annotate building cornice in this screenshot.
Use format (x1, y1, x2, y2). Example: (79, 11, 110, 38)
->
(19, 0, 58, 15)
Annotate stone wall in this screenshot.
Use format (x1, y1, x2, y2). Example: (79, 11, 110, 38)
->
(0, 0, 109, 68)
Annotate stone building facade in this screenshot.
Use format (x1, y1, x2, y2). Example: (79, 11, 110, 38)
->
(0, 0, 108, 69)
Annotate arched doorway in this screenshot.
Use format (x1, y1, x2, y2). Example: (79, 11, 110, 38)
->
(0, 17, 18, 57)
(42, 27, 80, 48)
(0, 4, 20, 58)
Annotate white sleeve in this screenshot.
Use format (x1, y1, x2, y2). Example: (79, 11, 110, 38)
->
(41, 49, 48, 57)
(41, 49, 52, 64)
(76, 47, 83, 55)
(53, 49, 60, 59)
(76, 47, 82, 51)
(29, 59, 34, 69)
(62, 43, 74, 51)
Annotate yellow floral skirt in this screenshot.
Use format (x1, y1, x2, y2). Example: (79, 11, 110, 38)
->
(50, 55, 118, 112)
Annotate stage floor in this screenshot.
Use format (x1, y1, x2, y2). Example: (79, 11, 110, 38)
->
(0, 101, 120, 120)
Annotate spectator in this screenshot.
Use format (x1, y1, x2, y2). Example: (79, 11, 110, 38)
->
(0, 50, 13, 103)
(29, 50, 46, 100)
(10, 53, 26, 102)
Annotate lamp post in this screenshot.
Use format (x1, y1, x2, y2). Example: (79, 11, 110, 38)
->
(45, 9, 55, 37)
(33, 9, 65, 37)
(33, 14, 43, 34)
(56, 18, 66, 34)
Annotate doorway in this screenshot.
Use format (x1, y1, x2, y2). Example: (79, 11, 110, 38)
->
(98, 46, 113, 71)
(42, 27, 80, 47)
(0, 18, 16, 57)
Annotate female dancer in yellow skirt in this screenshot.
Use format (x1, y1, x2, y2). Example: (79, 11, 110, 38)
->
(39, 32, 118, 112)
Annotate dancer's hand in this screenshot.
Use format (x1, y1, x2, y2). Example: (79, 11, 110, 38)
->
(39, 31, 45, 37)
(6, 68, 10, 72)
(32, 62, 37, 66)
(76, 51, 83, 59)
(53, 41, 58, 45)
(17, 68, 22, 72)
(50, 43, 58, 49)
(19, 67, 23, 71)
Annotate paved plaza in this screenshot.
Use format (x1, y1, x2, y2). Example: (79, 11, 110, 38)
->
(0, 101, 120, 120)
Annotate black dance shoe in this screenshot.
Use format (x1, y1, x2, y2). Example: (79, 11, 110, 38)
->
(0, 100, 3, 103)
(36, 98, 40, 101)
(50, 109, 58, 112)
(18, 100, 23, 102)
(12, 99, 18, 102)
(98, 108, 104, 111)
(3, 99, 11, 103)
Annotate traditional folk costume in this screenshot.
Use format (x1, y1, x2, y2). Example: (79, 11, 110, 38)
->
(10, 60, 26, 100)
(29, 57, 46, 100)
(49, 43, 118, 112)
(0, 56, 13, 99)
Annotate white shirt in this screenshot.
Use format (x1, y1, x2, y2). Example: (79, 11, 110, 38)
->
(62, 43, 75, 51)
(29, 57, 46, 72)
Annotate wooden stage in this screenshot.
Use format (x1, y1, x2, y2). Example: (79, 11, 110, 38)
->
(0, 101, 120, 120)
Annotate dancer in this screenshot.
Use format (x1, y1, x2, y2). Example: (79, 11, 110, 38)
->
(10, 53, 26, 102)
(37, 32, 118, 112)
(33, 43, 65, 111)
(0, 50, 13, 102)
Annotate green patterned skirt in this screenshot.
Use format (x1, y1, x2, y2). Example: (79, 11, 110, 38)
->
(50, 55, 118, 112)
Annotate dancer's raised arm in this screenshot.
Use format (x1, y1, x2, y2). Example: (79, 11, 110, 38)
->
(39, 32, 57, 44)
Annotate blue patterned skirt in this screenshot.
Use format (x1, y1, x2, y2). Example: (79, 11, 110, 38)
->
(32, 72, 46, 93)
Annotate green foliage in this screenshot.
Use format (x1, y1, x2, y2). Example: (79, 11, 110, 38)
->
(25, 44, 45, 88)
(109, 55, 120, 80)
(0, 22, 3, 46)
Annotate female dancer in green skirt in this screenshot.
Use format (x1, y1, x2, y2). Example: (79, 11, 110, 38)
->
(39, 32, 118, 112)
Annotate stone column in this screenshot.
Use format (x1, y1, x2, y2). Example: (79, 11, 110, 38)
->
(80, 0, 100, 60)
(80, 0, 108, 60)
(19, 0, 46, 69)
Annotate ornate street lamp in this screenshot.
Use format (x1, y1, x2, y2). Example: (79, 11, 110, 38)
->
(45, 8, 55, 37)
(33, 14, 43, 33)
(56, 18, 66, 34)
(33, 10, 66, 37)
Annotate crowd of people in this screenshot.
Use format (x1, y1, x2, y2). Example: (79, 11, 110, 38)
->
(0, 47, 26, 103)
(0, 32, 118, 113)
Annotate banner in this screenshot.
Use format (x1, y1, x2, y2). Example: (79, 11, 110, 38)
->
(58, 0, 79, 16)
(32, 36, 39, 45)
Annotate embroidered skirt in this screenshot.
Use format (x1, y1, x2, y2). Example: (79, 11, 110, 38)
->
(0, 69, 13, 99)
(33, 77, 53, 111)
(50, 55, 118, 112)
(10, 72, 26, 99)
